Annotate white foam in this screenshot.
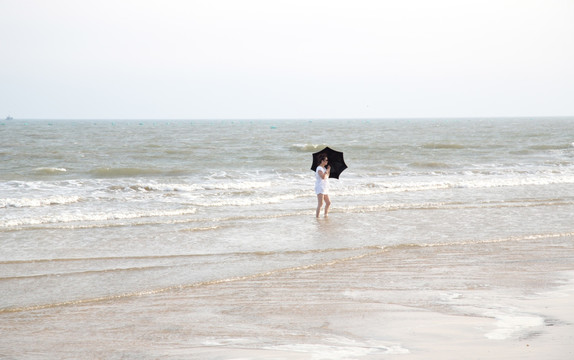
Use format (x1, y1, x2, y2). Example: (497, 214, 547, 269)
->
(0, 208, 197, 228)
(439, 292, 463, 301)
(117, 180, 273, 193)
(344, 173, 574, 197)
(267, 340, 409, 359)
(0, 196, 81, 208)
(202, 181, 273, 191)
(189, 193, 304, 207)
(484, 310, 544, 340)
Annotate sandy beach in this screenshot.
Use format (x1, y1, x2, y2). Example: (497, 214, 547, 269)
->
(2, 234, 573, 359)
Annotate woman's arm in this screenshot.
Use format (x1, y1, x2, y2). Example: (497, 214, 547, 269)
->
(319, 166, 330, 179)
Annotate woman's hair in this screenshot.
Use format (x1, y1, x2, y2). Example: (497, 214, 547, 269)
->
(317, 153, 327, 162)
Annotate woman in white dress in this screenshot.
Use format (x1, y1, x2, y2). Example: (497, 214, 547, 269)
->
(315, 153, 331, 218)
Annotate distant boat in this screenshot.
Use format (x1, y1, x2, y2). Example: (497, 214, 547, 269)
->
(5, 116, 13, 120)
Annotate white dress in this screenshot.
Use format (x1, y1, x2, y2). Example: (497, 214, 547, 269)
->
(315, 166, 329, 195)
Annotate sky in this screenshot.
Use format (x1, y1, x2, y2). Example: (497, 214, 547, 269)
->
(1, 0, 573, 120)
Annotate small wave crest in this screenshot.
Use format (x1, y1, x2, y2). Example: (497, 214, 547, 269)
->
(408, 161, 452, 169)
(33, 167, 67, 175)
(90, 167, 164, 178)
(422, 143, 466, 150)
(528, 144, 572, 151)
(0, 208, 197, 229)
(191, 192, 304, 207)
(108, 181, 272, 193)
(204, 181, 273, 191)
(383, 232, 574, 251)
(342, 173, 574, 196)
(0, 196, 81, 208)
(290, 143, 328, 152)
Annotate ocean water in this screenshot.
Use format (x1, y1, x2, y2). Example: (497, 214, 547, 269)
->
(1, 118, 574, 358)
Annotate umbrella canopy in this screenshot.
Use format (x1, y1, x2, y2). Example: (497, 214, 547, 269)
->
(311, 147, 348, 179)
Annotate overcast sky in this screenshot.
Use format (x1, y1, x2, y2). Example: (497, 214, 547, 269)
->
(1, 0, 573, 120)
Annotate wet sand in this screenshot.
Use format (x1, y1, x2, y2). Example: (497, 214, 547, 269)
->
(1, 236, 573, 359)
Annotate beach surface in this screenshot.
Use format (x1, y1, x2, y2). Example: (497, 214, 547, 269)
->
(2, 232, 573, 359)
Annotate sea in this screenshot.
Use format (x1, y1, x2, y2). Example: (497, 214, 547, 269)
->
(1, 118, 573, 359)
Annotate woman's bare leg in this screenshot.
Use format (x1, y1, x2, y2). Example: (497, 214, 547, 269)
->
(323, 195, 331, 217)
(316, 194, 324, 218)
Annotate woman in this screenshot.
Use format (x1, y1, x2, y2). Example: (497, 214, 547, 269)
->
(315, 153, 331, 218)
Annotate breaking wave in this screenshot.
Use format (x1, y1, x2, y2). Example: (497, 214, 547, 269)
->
(33, 167, 68, 175)
(0, 196, 81, 208)
(290, 144, 329, 152)
(0, 208, 197, 229)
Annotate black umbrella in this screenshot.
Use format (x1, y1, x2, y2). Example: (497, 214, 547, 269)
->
(311, 147, 348, 179)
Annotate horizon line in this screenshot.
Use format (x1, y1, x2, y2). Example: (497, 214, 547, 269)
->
(3, 115, 573, 121)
